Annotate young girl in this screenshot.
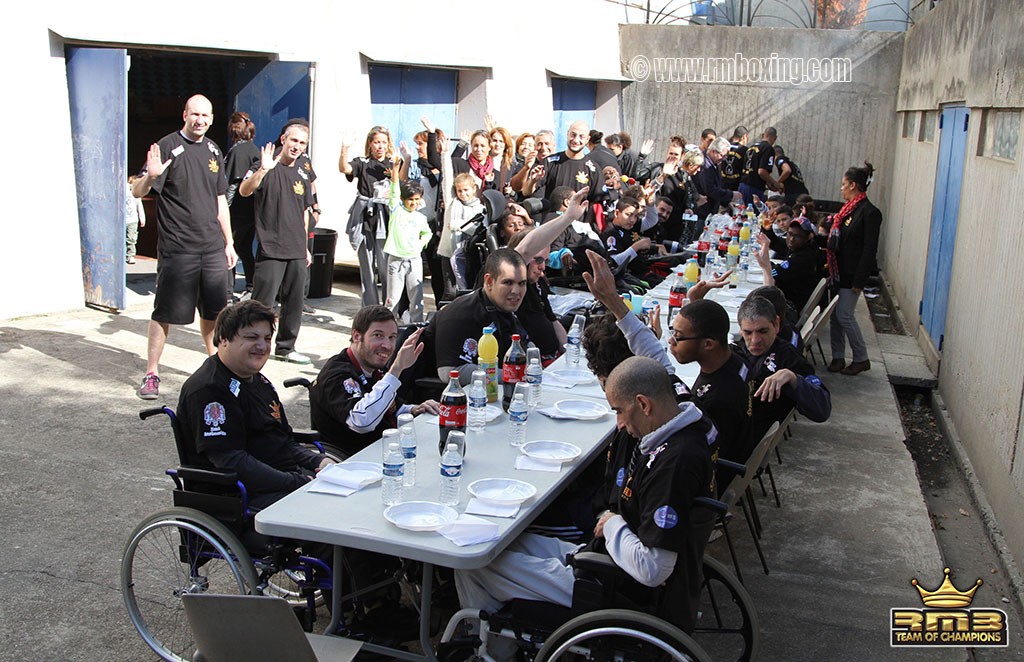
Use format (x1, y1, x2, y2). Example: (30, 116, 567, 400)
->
(341, 126, 397, 306)
(125, 174, 146, 264)
(384, 156, 432, 322)
(440, 136, 485, 291)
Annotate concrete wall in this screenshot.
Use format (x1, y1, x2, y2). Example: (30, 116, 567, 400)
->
(3, 0, 626, 320)
(618, 24, 904, 210)
(885, 0, 1024, 567)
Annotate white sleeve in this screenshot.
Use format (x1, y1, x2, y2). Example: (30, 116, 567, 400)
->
(611, 246, 637, 267)
(602, 515, 677, 587)
(617, 314, 674, 373)
(345, 373, 401, 433)
(640, 203, 659, 232)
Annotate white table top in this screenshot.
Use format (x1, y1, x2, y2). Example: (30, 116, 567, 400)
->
(255, 381, 614, 569)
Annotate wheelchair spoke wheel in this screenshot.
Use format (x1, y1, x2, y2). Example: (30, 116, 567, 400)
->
(692, 556, 761, 661)
(262, 565, 324, 608)
(121, 508, 258, 662)
(536, 609, 712, 662)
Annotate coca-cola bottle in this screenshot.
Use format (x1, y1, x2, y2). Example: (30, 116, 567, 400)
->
(667, 267, 687, 323)
(438, 370, 468, 454)
(502, 334, 527, 410)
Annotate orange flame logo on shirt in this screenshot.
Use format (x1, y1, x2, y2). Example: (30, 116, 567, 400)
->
(293, 180, 305, 196)
(208, 159, 219, 173)
(270, 401, 282, 421)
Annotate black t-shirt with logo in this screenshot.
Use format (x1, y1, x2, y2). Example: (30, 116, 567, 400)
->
(144, 132, 229, 256)
(178, 355, 320, 504)
(742, 140, 775, 189)
(540, 152, 602, 202)
(692, 352, 754, 468)
(346, 156, 395, 198)
(253, 163, 314, 259)
(720, 143, 746, 191)
(776, 155, 808, 196)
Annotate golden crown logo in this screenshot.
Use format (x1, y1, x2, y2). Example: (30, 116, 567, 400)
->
(208, 159, 219, 173)
(293, 180, 305, 196)
(575, 171, 588, 184)
(912, 568, 982, 609)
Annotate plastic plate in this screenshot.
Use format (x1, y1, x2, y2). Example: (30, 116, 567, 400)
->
(383, 502, 460, 532)
(554, 399, 610, 420)
(521, 440, 583, 464)
(468, 478, 538, 506)
(548, 369, 597, 386)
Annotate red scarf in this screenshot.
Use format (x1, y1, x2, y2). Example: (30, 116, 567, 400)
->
(826, 192, 866, 285)
(469, 154, 493, 184)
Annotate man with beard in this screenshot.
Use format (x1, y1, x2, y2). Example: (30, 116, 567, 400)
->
(309, 305, 439, 457)
(522, 121, 601, 203)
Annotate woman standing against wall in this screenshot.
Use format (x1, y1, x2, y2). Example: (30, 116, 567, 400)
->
(825, 161, 882, 376)
(225, 112, 260, 293)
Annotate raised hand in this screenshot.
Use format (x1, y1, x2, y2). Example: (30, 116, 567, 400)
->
(661, 155, 679, 178)
(259, 142, 279, 171)
(483, 113, 496, 132)
(421, 116, 436, 133)
(564, 187, 590, 221)
(399, 140, 411, 160)
(640, 138, 655, 156)
(145, 143, 170, 178)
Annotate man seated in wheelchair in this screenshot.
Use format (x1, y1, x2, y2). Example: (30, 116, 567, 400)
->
(456, 356, 718, 634)
(308, 304, 440, 458)
(178, 300, 335, 510)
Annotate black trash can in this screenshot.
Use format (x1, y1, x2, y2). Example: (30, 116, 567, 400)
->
(308, 228, 337, 298)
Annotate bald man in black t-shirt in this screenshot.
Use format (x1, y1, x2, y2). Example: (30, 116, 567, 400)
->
(133, 94, 238, 400)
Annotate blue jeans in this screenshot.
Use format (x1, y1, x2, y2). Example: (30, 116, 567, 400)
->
(830, 287, 867, 363)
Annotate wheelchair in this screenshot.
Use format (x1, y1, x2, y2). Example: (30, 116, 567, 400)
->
(436, 498, 760, 662)
(121, 406, 375, 662)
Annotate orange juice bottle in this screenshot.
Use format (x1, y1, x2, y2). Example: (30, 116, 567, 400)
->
(478, 326, 499, 403)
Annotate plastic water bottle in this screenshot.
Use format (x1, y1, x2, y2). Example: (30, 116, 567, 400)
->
(397, 413, 417, 487)
(525, 358, 543, 409)
(382, 442, 404, 506)
(566, 322, 583, 368)
(467, 372, 487, 432)
(439, 442, 462, 506)
(642, 297, 658, 324)
(507, 393, 529, 447)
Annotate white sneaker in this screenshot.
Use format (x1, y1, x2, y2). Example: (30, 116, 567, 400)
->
(275, 351, 312, 365)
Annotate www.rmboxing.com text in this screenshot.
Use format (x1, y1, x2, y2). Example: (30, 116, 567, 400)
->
(627, 53, 853, 85)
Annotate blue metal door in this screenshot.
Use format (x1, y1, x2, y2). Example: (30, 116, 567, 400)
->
(551, 78, 596, 151)
(921, 106, 970, 351)
(66, 46, 128, 311)
(369, 65, 457, 148)
(232, 60, 312, 148)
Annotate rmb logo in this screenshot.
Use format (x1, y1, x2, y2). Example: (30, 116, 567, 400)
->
(891, 567, 1007, 647)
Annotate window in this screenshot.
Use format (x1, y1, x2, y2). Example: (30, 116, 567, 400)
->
(919, 111, 937, 142)
(980, 109, 1020, 161)
(902, 111, 917, 139)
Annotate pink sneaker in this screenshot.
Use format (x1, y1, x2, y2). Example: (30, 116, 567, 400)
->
(137, 373, 160, 400)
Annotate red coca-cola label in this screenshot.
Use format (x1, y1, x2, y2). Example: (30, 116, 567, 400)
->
(697, 239, 710, 252)
(669, 289, 684, 307)
(502, 361, 526, 385)
(439, 403, 467, 428)
(718, 239, 729, 252)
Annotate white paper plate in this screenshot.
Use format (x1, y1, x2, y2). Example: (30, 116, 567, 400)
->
(521, 440, 582, 464)
(468, 478, 537, 506)
(548, 368, 597, 385)
(483, 405, 503, 423)
(555, 399, 610, 420)
(383, 502, 459, 532)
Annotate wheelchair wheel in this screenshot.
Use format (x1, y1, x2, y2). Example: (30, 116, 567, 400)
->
(692, 556, 761, 661)
(121, 508, 259, 662)
(262, 564, 324, 609)
(535, 609, 711, 662)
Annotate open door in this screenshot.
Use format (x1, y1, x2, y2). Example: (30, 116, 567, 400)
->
(921, 106, 970, 356)
(66, 46, 128, 310)
(232, 60, 312, 148)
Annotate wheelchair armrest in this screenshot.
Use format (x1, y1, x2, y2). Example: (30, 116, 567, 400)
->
(173, 466, 239, 486)
(283, 377, 312, 390)
(717, 459, 747, 477)
(292, 429, 321, 445)
(693, 496, 729, 517)
(570, 551, 623, 577)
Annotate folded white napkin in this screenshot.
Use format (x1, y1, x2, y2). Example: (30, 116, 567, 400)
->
(437, 514, 500, 546)
(466, 498, 520, 518)
(308, 463, 381, 497)
(515, 455, 562, 472)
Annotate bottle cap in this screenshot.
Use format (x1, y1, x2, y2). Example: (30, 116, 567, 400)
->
(449, 370, 460, 379)
(512, 334, 521, 341)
